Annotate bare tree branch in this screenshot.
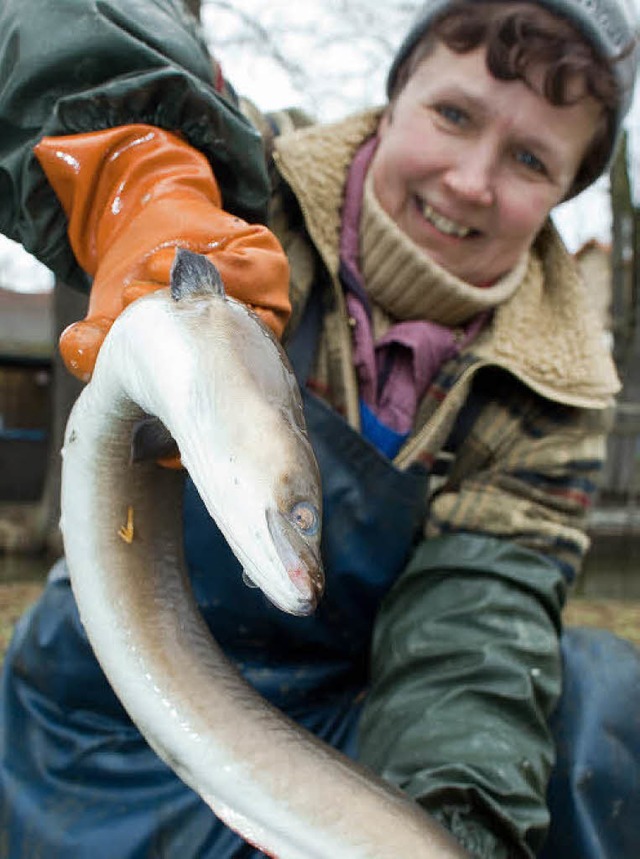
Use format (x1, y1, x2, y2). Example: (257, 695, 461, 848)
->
(201, 0, 419, 119)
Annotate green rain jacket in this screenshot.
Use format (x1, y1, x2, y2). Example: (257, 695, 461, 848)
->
(0, 2, 621, 857)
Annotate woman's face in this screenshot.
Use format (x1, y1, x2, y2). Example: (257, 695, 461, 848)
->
(370, 42, 602, 285)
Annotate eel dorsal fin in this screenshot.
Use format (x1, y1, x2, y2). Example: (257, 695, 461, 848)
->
(170, 247, 225, 301)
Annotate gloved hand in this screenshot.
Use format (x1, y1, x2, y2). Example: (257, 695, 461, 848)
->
(34, 124, 291, 382)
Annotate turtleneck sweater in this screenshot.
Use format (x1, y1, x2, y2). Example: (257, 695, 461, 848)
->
(338, 136, 531, 455)
(360, 170, 529, 327)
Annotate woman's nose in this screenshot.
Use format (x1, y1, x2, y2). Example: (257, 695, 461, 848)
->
(443, 141, 496, 207)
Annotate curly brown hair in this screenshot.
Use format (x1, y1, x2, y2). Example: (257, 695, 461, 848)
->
(389, 1, 626, 197)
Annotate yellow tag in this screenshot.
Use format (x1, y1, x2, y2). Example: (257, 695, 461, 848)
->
(118, 506, 135, 544)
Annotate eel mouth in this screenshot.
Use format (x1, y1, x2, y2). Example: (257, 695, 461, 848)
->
(266, 508, 324, 615)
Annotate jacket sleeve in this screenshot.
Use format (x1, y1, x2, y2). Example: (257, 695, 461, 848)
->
(0, 0, 270, 289)
(358, 533, 566, 859)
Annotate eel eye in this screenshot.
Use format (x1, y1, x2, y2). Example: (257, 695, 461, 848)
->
(290, 501, 319, 536)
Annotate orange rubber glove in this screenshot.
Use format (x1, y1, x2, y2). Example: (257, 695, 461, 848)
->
(34, 124, 291, 382)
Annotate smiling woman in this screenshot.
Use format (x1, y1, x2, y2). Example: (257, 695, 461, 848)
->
(371, 43, 604, 284)
(0, 1, 639, 858)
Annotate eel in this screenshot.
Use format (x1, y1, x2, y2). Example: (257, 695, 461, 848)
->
(60, 248, 468, 859)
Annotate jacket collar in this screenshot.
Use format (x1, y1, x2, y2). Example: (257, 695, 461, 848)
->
(274, 109, 620, 409)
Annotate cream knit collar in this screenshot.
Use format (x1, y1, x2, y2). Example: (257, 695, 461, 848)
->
(360, 171, 528, 326)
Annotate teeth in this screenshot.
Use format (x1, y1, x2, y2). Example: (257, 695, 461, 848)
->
(421, 203, 471, 238)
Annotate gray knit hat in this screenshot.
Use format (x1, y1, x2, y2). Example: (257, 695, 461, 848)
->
(387, 0, 639, 191)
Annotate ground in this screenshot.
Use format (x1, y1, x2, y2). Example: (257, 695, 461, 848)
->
(0, 582, 43, 658)
(0, 582, 639, 663)
(563, 597, 640, 647)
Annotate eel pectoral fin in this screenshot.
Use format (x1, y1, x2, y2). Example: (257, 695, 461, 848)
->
(130, 416, 180, 464)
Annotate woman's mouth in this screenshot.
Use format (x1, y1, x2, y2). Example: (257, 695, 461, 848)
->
(420, 201, 477, 239)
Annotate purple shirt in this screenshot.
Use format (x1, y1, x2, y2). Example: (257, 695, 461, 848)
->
(339, 137, 486, 447)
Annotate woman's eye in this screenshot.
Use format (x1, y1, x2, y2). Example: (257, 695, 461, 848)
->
(515, 149, 546, 175)
(290, 501, 319, 536)
(434, 104, 468, 126)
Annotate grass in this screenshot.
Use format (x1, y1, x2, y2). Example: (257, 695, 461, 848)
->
(0, 582, 43, 659)
(563, 597, 640, 647)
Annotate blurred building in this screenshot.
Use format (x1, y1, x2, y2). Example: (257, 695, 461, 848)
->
(0, 286, 53, 503)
